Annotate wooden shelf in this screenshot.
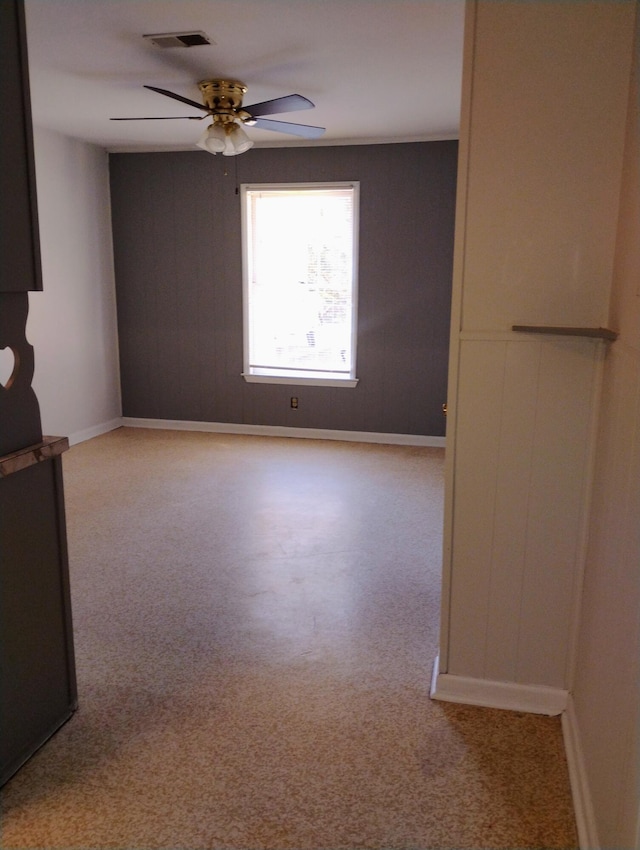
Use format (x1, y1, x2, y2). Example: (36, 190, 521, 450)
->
(512, 325, 618, 341)
(0, 436, 69, 478)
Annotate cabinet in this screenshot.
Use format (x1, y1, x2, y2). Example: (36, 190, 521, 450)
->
(0, 0, 77, 786)
(0, 0, 42, 293)
(0, 440, 77, 786)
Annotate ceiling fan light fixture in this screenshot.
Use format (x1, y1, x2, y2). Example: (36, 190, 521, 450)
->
(223, 123, 254, 156)
(116, 79, 323, 151)
(196, 123, 227, 153)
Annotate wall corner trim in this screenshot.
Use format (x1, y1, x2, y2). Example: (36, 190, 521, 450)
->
(562, 696, 600, 850)
(429, 654, 568, 716)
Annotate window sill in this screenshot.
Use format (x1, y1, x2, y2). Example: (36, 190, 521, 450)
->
(242, 373, 359, 388)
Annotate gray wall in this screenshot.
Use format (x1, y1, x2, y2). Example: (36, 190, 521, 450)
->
(110, 141, 457, 436)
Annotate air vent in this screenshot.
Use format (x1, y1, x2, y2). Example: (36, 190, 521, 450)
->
(143, 31, 213, 48)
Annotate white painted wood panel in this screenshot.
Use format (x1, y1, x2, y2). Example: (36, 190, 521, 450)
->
(515, 338, 599, 688)
(448, 334, 600, 688)
(483, 339, 541, 681)
(447, 340, 507, 677)
(460, 2, 634, 332)
(441, 0, 638, 842)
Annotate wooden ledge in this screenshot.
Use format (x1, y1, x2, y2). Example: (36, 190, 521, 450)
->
(512, 325, 618, 341)
(0, 436, 70, 478)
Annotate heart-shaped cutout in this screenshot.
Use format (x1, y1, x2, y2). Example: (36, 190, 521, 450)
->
(0, 346, 17, 389)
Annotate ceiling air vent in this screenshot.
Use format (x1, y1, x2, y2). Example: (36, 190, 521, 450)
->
(143, 31, 213, 48)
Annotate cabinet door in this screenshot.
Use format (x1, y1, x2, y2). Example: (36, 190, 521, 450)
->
(0, 457, 77, 785)
(0, 0, 43, 293)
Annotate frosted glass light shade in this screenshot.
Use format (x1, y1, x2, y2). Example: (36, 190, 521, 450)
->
(223, 123, 254, 156)
(196, 124, 227, 154)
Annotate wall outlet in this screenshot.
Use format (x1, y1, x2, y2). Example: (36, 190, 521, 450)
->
(290, 397, 298, 409)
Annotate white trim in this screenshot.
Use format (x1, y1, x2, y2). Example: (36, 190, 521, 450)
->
(438, 0, 478, 673)
(242, 374, 359, 388)
(241, 182, 360, 385)
(121, 417, 446, 448)
(562, 696, 600, 850)
(67, 417, 123, 446)
(429, 654, 568, 716)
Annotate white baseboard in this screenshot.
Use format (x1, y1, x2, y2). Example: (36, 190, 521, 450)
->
(430, 659, 600, 849)
(67, 417, 123, 446)
(121, 417, 446, 448)
(429, 654, 568, 716)
(562, 696, 600, 850)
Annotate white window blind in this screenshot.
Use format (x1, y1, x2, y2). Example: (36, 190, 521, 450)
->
(242, 183, 359, 386)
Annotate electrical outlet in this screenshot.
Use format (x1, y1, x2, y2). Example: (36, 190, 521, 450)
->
(290, 397, 298, 409)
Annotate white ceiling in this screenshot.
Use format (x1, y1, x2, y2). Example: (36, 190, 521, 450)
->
(23, 0, 465, 152)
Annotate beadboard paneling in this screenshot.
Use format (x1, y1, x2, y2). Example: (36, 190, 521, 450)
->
(448, 334, 600, 688)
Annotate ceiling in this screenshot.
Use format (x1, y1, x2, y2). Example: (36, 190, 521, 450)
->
(23, 0, 465, 153)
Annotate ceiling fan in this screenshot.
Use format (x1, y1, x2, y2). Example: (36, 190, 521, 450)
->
(111, 79, 325, 155)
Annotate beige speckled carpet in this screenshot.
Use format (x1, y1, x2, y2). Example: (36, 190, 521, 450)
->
(0, 428, 577, 849)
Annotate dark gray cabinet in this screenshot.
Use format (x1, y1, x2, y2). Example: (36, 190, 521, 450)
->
(0, 0, 42, 293)
(0, 441, 77, 786)
(0, 0, 77, 786)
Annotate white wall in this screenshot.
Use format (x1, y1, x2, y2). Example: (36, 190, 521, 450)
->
(571, 4, 640, 846)
(27, 127, 121, 443)
(434, 0, 639, 845)
(437, 0, 635, 695)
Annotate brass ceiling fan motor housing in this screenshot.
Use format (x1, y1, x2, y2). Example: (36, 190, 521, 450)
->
(198, 79, 253, 124)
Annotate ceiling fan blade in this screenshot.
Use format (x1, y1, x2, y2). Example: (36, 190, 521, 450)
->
(244, 93, 314, 118)
(110, 116, 204, 121)
(252, 117, 325, 139)
(144, 85, 209, 112)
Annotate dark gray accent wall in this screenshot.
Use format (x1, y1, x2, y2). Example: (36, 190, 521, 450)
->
(110, 141, 457, 436)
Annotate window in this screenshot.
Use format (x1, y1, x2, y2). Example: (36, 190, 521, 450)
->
(241, 182, 359, 386)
